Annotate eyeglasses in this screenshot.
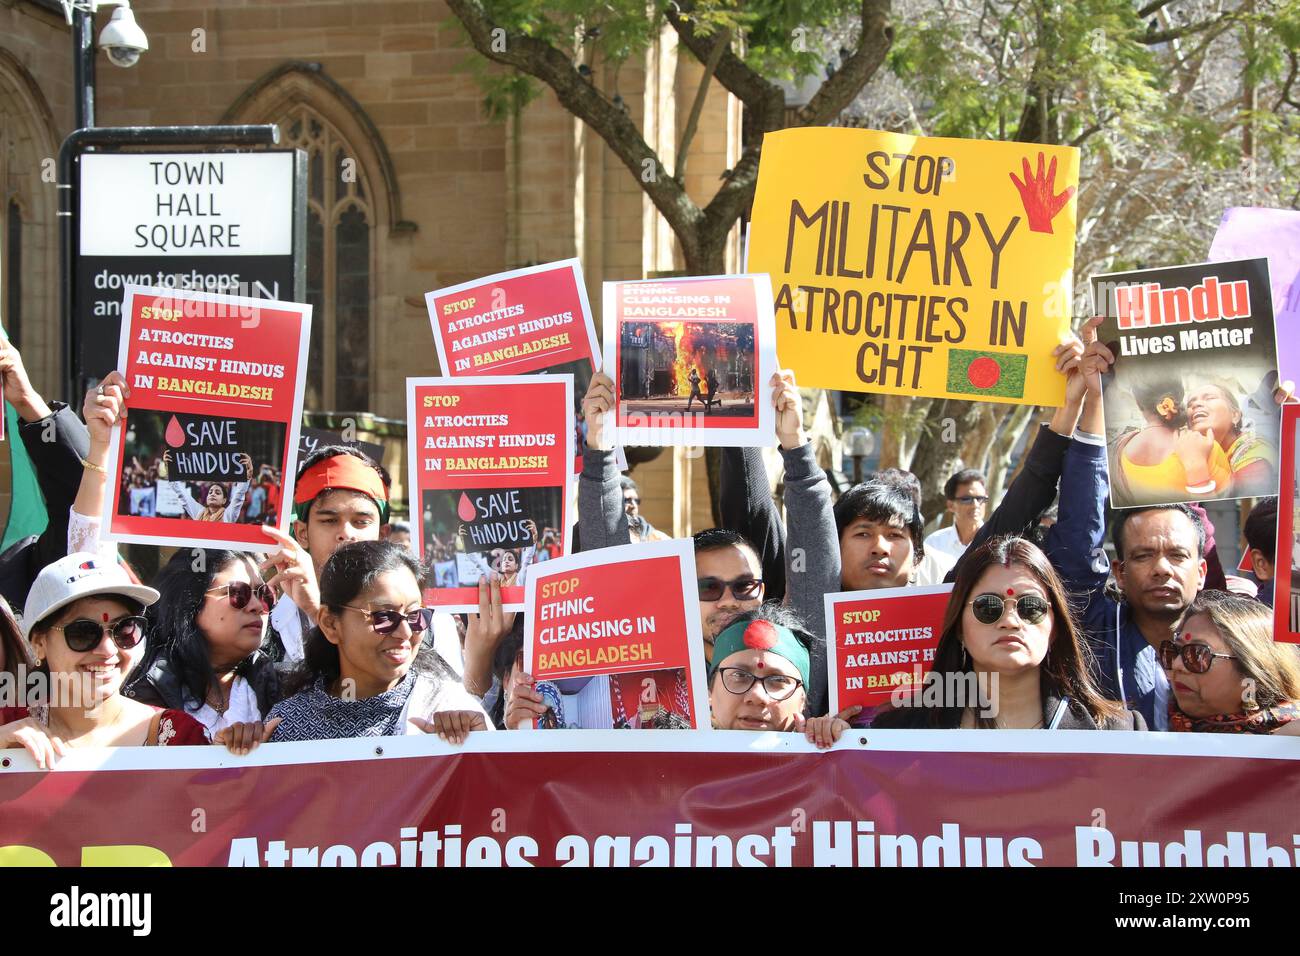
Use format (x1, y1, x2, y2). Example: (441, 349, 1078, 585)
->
(206, 581, 276, 611)
(716, 666, 803, 701)
(697, 576, 764, 602)
(969, 593, 1051, 626)
(342, 605, 434, 635)
(51, 616, 148, 653)
(1159, 640, 1237, 674)
(954, 495, 989, 505)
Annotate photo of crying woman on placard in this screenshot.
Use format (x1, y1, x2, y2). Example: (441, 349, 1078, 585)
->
(1108, 367, 1283, 508)
(117, 409, 288, 525)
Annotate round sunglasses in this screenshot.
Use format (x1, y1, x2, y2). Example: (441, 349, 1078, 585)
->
(969, 593, 1051, 626)
(50, 615, 148, 653)
(1159, 639, 1237, 674)
(342, 605, 434, 635)
(206, 581, 276, 611)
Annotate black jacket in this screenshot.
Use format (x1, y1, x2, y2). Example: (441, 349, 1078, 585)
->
(0, 404, 89, 613)
(124, 649, 288, 720)
(871, 690, 1146, 731)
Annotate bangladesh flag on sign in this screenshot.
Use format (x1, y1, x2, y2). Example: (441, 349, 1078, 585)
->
(945, 349, 1028, 399)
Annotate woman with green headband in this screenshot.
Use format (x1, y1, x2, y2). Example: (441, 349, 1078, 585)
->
(707, 606, 857, 747)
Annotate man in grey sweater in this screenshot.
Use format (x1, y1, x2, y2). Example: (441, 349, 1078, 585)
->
(578, 369, 832, 716)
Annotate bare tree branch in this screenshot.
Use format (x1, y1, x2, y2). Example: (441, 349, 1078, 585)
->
(1137, 0, 1177, 18)
(445, 0, 705, 246)
(1139, 14, 1235, 46)
(676, 26, 731, 182)
(665, 3, 785, 131)
(796, 0, 895, 126)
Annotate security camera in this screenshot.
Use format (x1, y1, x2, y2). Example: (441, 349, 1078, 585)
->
(98, 4, 149, 68)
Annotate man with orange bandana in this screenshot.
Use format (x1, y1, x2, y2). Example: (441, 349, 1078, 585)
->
(261, 445, 390, 662)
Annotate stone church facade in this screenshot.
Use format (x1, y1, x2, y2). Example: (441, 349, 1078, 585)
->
(0, 0, 745, 532)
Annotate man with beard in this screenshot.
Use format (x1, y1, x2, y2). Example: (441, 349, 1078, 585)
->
(1040, 325, 1228, 729)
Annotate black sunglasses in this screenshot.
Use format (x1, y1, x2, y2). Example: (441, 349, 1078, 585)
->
(969, 593, 1051, 626)
(1159, 640, 1237, 674)
(206, 581, 276, 611)
(51, 615, 148, 653)
(954, 495, 989, 505)
(343, 605, 434, 635)
(697, 576, 763, 602)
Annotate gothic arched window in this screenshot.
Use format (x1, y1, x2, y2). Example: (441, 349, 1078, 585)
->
(284, 107, 372, 412)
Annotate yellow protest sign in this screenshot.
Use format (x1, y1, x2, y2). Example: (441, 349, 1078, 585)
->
(748, 128, 1078, 406)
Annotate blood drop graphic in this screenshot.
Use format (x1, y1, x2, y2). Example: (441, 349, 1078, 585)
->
(456, 492, 476, 522)
(164, 415, 186, 448)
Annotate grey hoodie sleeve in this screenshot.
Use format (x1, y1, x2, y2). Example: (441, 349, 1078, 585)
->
(780, 441, 840, 717)
(577, 446, 629, 552)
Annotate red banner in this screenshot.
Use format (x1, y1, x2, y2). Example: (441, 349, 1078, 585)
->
(4, 732, 1300, 867)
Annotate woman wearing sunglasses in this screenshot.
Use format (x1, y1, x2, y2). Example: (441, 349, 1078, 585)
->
(1163, 589, 1300, 734)
(873, 536, 1143, 730)
(0, 553, 208, 768)
(268, 540, 491, 744)
(123, 549, 284, 753)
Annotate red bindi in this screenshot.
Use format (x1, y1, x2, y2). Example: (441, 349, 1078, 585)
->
(756, 660, 764, 669)
(102, 612, 110, 622)
(1005, 589, 1015, 596)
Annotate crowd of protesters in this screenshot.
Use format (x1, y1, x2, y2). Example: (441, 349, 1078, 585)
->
(1, 311, 1298, 768)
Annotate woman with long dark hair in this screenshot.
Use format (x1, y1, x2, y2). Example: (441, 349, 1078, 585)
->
(873, 536, 1143, 730)
(268, 540, 490, 743)
(124, 548, 282, 752)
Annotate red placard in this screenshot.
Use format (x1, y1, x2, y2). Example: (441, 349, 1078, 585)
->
(522, 539, 709, 729)
(407, 375, 573, 612)
(102, 285, 310, 551)
(427, 260, 600, 473)
(1276, 403, 1300, 643)
(427, 259, 597, 377)
(826, 584, 953, 714)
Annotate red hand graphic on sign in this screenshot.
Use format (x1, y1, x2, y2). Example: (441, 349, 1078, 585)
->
(1009, 152, 1075, 234)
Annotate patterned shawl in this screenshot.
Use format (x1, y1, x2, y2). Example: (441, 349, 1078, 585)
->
(268, 672, 418, 742)
(1167, 698, 1300, 734)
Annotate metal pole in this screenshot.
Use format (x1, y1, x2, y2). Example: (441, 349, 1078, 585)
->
(72, 5, 95, 129)
(59, 124, 280, 402)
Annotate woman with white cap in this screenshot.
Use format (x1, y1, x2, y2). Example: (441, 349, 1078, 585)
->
(0, 552, 208, 767)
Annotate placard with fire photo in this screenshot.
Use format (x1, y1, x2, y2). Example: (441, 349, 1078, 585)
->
(601, 274, 777, 447)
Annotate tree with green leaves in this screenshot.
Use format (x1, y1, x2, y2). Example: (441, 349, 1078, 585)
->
(446, 0, 893, 275)
(449, 0, 1300, 526)
(840, 0, 1300, 522)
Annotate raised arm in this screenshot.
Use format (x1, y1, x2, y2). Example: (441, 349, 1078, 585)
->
(222, 453, 253, 522)
(576, 370, 630, 551)
(719, 446, 787, 603)
(68, 373, 131, 558)
(159, 451, 203, 520)
(773, 370, 838, 716)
